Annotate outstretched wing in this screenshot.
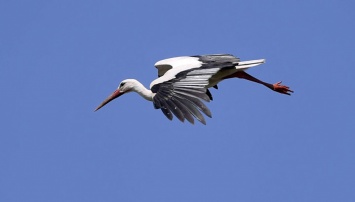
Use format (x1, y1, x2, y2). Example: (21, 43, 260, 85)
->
(150, 54, 240, 124)
(154, 54, 240, 77)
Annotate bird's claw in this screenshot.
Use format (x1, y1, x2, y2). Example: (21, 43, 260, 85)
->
(273, 81, 293, 95)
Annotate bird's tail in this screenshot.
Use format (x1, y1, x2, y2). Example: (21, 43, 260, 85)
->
(235, 59, 265, 71)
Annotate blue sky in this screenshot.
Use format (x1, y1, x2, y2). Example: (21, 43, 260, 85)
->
(1, 0, 354, 201)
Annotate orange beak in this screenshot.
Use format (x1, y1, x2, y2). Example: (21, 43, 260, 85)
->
(95, 89, 124, 111)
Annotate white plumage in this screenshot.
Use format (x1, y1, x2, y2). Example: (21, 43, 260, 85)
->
(95, 54, 293, 125)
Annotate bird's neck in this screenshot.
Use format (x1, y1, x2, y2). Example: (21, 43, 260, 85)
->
(132, 82, 154, 101)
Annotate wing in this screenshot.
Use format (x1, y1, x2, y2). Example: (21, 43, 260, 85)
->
(151, 68, 217, 125)
(151, 54, 241, 124)
(153, 54, 240, 79)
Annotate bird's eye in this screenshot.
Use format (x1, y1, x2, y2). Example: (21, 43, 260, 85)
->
(120, 82, 125, 87)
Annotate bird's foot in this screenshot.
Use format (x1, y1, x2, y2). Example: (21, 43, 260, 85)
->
(273, 81, 293, 95)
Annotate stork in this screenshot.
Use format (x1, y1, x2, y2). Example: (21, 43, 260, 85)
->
(95, 54, 293, 125)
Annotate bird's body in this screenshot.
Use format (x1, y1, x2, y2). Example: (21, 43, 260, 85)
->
(95, 54, 293, 124)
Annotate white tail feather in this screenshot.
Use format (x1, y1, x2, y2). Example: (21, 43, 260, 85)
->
(235, 59, 265, 70)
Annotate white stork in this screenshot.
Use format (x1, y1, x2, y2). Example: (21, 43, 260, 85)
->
(95, 54, 293, 125)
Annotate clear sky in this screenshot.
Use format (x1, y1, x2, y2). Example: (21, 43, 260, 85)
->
(1, 0, 354, 201)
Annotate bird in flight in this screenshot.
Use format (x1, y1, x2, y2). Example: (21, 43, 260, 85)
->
(95, 54, 293, 124)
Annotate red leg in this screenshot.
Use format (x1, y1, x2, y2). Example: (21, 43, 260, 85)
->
(224, 71, 294, 95)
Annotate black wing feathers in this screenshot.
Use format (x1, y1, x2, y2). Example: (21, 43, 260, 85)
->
(152, 54, 240, 124)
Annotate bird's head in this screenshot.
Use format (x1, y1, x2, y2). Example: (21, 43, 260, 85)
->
(95, 79, 138, 111)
